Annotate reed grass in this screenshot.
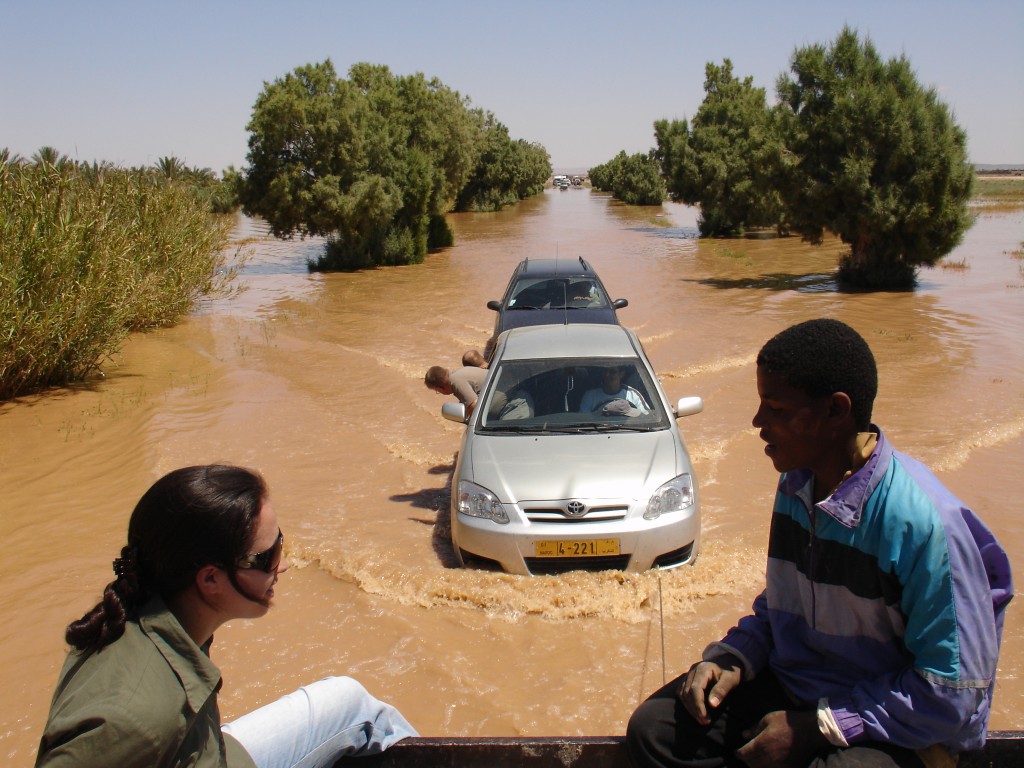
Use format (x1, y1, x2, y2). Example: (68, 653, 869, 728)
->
(973, 175, 1024, 202)
(939, 257, 969, 271)
(0, 160, 234, 400)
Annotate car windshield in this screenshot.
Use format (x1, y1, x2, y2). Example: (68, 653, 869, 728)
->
(506, 277, 608, 310)
(477, 357, 669, 432)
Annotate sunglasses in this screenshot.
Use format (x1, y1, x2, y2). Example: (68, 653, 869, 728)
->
(235, 529, 284, 573)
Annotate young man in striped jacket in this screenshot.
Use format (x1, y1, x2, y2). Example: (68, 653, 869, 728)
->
(627, 318, 1013, 768)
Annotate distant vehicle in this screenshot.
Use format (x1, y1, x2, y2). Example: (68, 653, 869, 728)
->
(553, 174, 569, 188)
(442, 323, 704, 575)
(485, 257, 628, 352)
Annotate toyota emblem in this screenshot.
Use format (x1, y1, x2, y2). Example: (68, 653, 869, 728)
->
(565, 501, 586, 518)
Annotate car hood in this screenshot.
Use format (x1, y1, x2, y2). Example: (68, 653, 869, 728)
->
(466, 430, 680, 502)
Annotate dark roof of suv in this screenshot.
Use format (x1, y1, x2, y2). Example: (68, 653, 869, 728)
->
(513, 257, 598, 278)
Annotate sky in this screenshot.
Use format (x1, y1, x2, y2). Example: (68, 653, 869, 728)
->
(2, 1, 1022, 174)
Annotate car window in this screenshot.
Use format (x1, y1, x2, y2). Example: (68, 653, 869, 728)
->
(478, 357, 668, 431)
(566, 279, 606, 308)
(506, 277, 609, 311)
(507, 278, 559, 309)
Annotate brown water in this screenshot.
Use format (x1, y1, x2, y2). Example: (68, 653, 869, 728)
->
(2, 189, 1022, 764)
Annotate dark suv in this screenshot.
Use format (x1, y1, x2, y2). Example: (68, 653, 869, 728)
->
(486, 257, 628, 352)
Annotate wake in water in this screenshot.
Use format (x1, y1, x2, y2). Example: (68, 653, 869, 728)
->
(286, 538, 765, 623)
(929, 412, 1024, 472)
(658, 353, 756, 379)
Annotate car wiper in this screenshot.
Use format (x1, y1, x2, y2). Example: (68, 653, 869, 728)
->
(483, 424, 594, 434)
(573, 422, 622, 432)
(481, 424, 548, 433)
(576, 422, 659, 432)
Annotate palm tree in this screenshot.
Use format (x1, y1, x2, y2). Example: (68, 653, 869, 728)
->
(32, 146, 63, 166)
(156, 155, 185, 179)
(186, 165, 217, 183)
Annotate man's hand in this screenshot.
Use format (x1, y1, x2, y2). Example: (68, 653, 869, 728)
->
(735, 710, 829, 768)
(678, 655, 743, 725)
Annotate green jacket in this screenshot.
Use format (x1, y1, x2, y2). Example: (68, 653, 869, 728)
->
(35, 597, 255, 768)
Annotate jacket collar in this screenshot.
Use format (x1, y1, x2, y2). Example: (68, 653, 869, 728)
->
(138, 596, 223, 714)
(780, 426, 891, 529)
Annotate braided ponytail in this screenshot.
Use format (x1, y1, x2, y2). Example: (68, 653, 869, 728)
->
(65, 545, 145, 650)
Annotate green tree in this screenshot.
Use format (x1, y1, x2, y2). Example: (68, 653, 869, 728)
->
(588, 154, 618, 193)
(653, 118, 697, 202)
(238, 60, 489, 270)
(514, 140, 553, 199)
(589, 150, 665, 206)
(776, 27, 973, 289)
(455, 112, 552, 212)
(655, 59, 784, 236)
(239, 60, 364, 239)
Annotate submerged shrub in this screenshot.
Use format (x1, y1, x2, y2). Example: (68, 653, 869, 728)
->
(0, 159, 234, 399)
(589, 150, 665, 206)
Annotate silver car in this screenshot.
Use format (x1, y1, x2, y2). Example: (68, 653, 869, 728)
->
(442, 324, 704, 575)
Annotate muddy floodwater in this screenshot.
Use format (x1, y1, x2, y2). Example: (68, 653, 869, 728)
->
(2, 189, 1022, 763)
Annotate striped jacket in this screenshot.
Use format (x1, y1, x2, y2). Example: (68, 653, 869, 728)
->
(707, 427, 1013, 753)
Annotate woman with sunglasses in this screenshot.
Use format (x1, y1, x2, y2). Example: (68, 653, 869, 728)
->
(35, 464, 416, 768)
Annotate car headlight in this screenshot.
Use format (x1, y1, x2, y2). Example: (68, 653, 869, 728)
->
(644, 474, 695, 520)
(456, 480, 510, 524)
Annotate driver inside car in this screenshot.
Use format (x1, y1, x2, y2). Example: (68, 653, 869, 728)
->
(578, 365, 650, 416)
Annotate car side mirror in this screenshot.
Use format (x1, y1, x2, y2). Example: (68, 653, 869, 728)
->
(612, 298, 629, 310)
(673, 396, 704, 419)
(442, 402, 468, 424)
(487, 300, 501, 312)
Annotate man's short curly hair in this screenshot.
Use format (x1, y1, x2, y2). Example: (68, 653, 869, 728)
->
(756, 319, 878, 430)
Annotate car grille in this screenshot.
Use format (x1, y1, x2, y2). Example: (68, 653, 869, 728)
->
(523, 504, 628, 523)
(524, 554, 632, 575)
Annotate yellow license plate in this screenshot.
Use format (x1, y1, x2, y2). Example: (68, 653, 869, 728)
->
(534, 539, 620, 557)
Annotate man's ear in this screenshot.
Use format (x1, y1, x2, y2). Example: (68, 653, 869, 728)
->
(827, 392, 853, 424)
